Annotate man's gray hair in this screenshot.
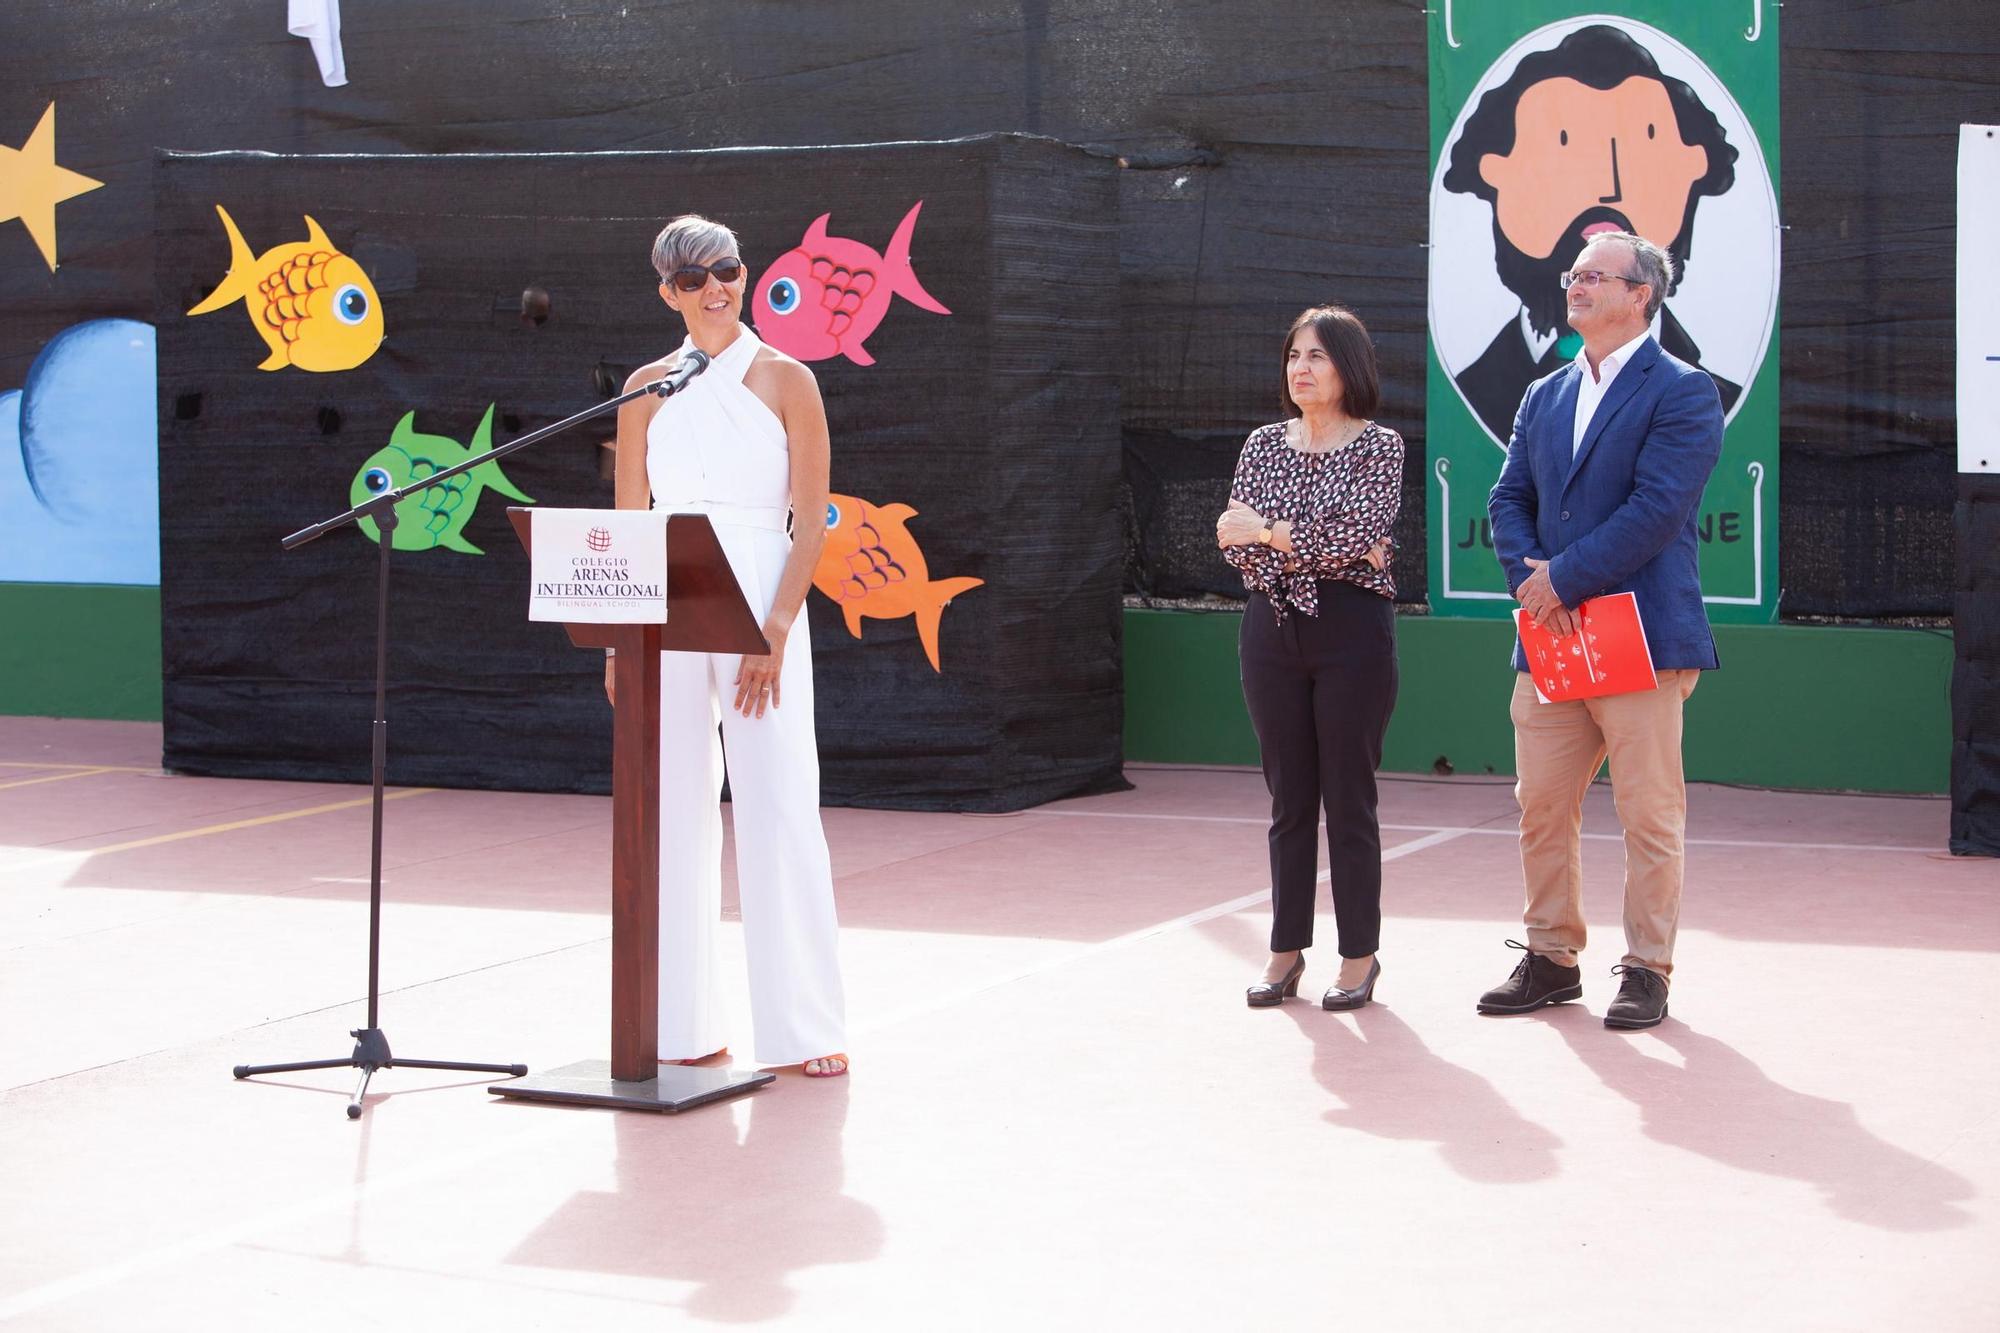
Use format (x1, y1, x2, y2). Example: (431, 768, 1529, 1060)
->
(1596, 230, 1675, 320)
(650, 214, 739, 279)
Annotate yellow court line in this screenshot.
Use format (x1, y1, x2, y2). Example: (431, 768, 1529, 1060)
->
(0, 761, 156, 773)
(0, 767, 117, 791)
(3, 788, 437, 870)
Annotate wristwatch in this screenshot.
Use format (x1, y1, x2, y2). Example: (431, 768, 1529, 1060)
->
(1257, 523, 1274, 546)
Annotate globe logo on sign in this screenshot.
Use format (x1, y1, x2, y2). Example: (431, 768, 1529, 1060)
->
(585, 526, 612, 552)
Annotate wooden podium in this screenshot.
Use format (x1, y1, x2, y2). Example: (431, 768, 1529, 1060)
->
(491, 508, 779, 1112)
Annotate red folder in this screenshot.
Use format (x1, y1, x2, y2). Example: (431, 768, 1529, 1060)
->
(1515, 591, 1658, 703)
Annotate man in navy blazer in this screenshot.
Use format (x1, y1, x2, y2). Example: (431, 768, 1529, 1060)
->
(1479, 230, 1723, 1031)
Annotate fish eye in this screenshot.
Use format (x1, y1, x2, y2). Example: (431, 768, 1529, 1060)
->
(363, 467, 391, 493)
(824, 502, 840, 529)
(333, 285, 370, 325)
(768, 278, 801, 316)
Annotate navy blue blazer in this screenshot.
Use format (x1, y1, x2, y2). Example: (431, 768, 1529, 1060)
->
(1488, 337, 1724, 673)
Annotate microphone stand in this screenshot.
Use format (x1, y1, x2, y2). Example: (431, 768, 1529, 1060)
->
(233, 361, 707, 1120)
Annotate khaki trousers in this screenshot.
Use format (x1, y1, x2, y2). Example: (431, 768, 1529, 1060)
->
(1509, 669, 1700, 976)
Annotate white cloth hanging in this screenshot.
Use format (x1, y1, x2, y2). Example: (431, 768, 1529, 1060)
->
(287, 0, 348, 88)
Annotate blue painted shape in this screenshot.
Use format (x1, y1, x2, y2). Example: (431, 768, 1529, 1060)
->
(0, 388, 27, 527)
(0, 319, 159, 585)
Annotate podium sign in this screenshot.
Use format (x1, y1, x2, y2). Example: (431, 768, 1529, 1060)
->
(527, 508, 668, 624)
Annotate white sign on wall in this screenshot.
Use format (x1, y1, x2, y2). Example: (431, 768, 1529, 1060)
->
(528, 508, 667, 623)
(1961, 124, 2000, 474)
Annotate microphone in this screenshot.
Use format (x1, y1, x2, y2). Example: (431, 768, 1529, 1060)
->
(649, 347, 710, 397)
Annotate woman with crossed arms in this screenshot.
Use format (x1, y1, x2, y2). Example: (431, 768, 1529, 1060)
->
(1218, 304, 1404, 1012)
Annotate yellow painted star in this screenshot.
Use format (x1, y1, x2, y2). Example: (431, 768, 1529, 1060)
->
(0, 103, 104, 271)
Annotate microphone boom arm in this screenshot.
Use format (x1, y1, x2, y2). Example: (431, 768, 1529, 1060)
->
(282, 354, 710, 551)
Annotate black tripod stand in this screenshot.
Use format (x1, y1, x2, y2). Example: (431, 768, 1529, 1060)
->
(233, 356, 708, 1119)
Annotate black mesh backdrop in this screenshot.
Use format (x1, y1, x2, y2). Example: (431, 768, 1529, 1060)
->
(154, 137, 1122, 810)
(1953, 475, 2000, 855)
(6, 0, 1995, 615)
(1771, 5, 1991, 618)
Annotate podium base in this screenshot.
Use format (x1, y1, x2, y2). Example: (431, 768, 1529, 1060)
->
(488, 1059, 775, 1113)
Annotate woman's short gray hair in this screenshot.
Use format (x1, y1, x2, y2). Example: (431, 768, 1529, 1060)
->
(1597, 231, 1675, 320)
(650, 215, 739, 279)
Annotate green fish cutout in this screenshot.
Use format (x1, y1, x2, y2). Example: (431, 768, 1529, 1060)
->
(350, 404, 532, 554)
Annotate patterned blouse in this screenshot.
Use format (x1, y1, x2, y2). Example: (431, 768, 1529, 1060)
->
(1223, 420, 1404, 620)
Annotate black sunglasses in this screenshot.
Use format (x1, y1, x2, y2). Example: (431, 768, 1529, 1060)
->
(661, 258, 745, 292)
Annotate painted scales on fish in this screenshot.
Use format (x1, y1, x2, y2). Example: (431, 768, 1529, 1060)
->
(812, 492, 981, 672)
(350, 405, 532, 554)
(752, 202, 951, 366)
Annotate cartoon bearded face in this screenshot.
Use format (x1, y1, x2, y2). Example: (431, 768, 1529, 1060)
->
(1477, 76, 1709, 262)
(1444, 24, 1737, 336)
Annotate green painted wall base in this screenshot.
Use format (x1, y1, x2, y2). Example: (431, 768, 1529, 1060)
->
(0, 583, 162, 722)
(0, 590, 1954, 794)
(1125, 608, 1953, 795)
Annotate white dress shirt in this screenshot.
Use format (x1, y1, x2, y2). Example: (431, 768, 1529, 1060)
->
(1571, 329, 1653, 456)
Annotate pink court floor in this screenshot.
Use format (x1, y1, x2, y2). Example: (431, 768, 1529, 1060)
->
(2, 717, 1996, 1331)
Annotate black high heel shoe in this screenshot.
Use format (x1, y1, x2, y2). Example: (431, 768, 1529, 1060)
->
(1246, 953, 1306, 1008)
(1321, 957, 1380, 1011)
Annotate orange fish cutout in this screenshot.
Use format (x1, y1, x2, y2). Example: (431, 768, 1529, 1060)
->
(185, 205, 384, 372)
(812, 493, 982, 672)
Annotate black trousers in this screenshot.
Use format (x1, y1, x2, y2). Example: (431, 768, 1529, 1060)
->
(1239, 582, 1399, 957)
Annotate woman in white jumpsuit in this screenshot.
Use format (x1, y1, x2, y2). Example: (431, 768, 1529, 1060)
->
(609, 214, 848, 1078)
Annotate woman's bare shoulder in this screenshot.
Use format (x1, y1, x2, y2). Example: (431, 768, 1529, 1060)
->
(747, 344, 821, 415)
(750, 342, 817, 388)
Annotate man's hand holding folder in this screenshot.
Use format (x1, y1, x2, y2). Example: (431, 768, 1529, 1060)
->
(1514, 592, 1659, 704)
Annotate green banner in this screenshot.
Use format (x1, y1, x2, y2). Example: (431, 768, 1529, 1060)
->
(1425, 2, 1779, 621)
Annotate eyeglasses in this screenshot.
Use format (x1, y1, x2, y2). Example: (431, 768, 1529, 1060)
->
(662, 259, 745, 292)
(1559, 269, 1645, 290)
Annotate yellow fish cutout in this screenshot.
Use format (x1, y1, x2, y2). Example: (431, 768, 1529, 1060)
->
(186, 205, 384, 372)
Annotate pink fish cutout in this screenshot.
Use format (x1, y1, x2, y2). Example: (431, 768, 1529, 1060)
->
(752, 202, 951, 365)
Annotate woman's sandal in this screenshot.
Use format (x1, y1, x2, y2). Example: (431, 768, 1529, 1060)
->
(660, 1047, 729, 1066)
(803, 1053, 849, 1078)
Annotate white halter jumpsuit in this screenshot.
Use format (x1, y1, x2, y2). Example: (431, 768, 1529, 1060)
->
(645, 325, 847, 1065)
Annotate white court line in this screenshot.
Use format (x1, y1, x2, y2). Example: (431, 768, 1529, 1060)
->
(856, 826, 1473, 1035)
(1655, 834, 1939, 854)
(1037, 808, 1936, 854)
(0, 826, 1479, 1321)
